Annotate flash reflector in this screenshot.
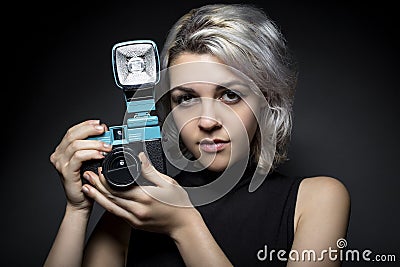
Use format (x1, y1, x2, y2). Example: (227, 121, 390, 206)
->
(112, 40, 159, 89)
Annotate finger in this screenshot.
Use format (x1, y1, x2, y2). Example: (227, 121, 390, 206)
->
(82, 184, 149, 225)
(57, 120, 99, 151)
(82, 185, 134, 220)
(58, 120, 107, 151)
(84, 169, 114, 196)
(66, 139, 112, 156)
(66, 149, 105, 174)
(112, 185, 157, 205)
(138, 152, 176, 188)
(87, 170, 152, 203)
(52, 120, 105, 165)
(105, 191, 149, 219)
(51, 142, 110, 175)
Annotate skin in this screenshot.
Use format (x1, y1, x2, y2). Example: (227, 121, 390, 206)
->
(44, 53, 350, 267)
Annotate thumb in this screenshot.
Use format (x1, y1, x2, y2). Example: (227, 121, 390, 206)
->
(138, 152, 173, 187)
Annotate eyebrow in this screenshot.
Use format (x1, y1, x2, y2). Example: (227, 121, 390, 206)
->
(171, 80, 250, 93)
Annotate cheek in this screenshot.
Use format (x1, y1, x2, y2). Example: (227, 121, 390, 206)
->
(172, 110, 197, 144)
(178, 120, 202, 157)
(241, 99, 260, 140)
(242, 112, 258, 139)
(171, 104, 201, 128)
(172, 109, 188, 134)
(225, 105, 258, 140)
(179, 122, 194, 140)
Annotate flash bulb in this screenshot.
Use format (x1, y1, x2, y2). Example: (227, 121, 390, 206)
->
(127, 57, 145, 73)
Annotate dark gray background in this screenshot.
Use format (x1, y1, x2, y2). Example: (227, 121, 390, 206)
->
(3, 0, 398, 266)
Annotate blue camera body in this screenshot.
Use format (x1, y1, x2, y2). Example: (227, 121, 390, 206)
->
(81, 40, 167, 189)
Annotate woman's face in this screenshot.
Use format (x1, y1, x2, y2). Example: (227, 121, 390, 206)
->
(168, 53, 262, 171)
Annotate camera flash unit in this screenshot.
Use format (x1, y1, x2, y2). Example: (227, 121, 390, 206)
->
(81, 39, 166, 189)
(112, 40, 159, 89)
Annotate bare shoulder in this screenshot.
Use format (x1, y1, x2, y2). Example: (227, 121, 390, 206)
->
(299, 176, 350, 202)
(294, 176, 351, 234)
(290, 176, 351, 266)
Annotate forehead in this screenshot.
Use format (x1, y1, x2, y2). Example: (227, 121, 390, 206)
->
(168, 53, 247, 89)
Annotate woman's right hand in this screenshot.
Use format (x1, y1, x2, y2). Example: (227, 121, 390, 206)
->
(50, 119, 112, 212)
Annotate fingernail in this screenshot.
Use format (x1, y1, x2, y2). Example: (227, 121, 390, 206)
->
(95, 125, 104, 131)
(83, 173, 92, 184)
(103, 142, 110, 148)
(89, 120, 100, 125)
(82, 186, 90, 194)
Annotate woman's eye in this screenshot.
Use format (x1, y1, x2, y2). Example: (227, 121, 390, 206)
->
(220, 90, 242, 104)
(175, 94, 199, 106)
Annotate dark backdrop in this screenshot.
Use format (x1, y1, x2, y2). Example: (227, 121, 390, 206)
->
(3, 0, 398, 266)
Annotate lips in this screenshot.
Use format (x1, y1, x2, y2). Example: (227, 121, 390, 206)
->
(199, 138, 230, 153)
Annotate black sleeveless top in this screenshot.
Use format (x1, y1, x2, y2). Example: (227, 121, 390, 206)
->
(126, 162, 305, 266)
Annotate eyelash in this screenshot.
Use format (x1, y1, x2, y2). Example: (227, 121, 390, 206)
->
(172, 90, 243, 106)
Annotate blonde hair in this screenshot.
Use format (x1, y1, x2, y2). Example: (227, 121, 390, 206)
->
(159, 4, 298, 173)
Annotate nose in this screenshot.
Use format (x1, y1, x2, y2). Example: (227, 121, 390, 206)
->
(198, 98, 222, 131)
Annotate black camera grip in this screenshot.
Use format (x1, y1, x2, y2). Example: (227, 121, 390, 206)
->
(145, 139, 167, 174)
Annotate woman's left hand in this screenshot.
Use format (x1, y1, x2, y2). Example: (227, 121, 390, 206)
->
(81, 152, 199, 236)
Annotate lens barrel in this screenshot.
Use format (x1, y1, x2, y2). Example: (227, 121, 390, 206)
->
(102, 146, 141, 188)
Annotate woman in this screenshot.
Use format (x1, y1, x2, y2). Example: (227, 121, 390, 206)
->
(44, 4, 350, 267)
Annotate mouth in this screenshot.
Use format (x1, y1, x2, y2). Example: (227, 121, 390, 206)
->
(198, 138, 230, 153)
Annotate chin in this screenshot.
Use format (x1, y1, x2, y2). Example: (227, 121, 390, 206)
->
(199, 156, 230, 172)
(194, 149, 248, 172)
(205, 163, 227, 172)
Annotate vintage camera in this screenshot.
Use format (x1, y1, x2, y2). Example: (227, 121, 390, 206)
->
(81, 40, 167, 189)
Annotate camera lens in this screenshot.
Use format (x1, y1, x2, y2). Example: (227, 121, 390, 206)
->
(102, 146, 141, 188)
